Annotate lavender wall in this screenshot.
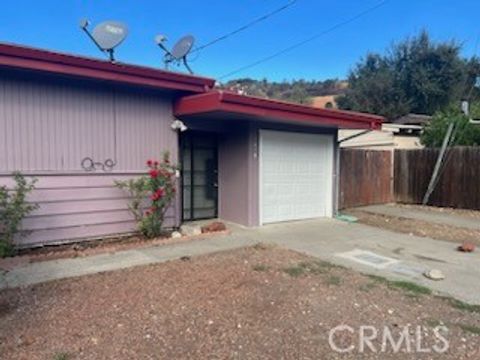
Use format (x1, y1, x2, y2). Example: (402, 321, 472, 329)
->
(218, 127, 251, 226)
(0, 72, 180, 247)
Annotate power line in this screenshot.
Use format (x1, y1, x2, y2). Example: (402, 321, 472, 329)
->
(218, 0, 390, 80)
(191, 0, 298, 54)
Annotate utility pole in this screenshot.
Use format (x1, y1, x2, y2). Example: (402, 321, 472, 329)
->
(422, 121, 455, 205)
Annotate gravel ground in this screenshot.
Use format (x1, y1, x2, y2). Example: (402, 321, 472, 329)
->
(398, 204, 480, 220)
(1, 246, 479, 359)
(346, 208, 480, 246)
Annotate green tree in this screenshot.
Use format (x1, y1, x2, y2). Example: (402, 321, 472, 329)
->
(421, 105, 480, 147)
(338, 31, 468, 120)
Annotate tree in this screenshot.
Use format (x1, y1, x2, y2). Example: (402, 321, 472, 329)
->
(421, 105, 480, 147)
(336, 54, 409, 120)
(338, 31, 469, 120)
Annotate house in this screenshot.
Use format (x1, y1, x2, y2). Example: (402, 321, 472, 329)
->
(311, 95, 338, 109)
(0, 43, 383, 248)
(339, 114, 430, 150)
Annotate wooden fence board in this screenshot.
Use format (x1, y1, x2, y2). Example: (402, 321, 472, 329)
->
(339, 149, 393, 209)
(394, 147, 480, 210)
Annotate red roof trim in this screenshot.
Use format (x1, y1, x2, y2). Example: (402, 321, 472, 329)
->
(174, 91, 384, 130)
(0, 43, 215, 93)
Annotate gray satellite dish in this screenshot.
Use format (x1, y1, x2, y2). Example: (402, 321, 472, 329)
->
(80, 19, 128, 62)
(155, 34, 195, 74)
(171, 35, 195, 60)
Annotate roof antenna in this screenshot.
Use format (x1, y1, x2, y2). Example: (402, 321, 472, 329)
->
(79, 18, 128, 62)
(155, 34, 195, 74)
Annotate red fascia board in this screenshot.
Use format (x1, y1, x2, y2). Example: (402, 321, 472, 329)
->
(175, 91, 384, 129)
(0, 43, 215, 93)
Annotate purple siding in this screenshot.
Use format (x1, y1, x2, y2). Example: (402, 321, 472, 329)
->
(218, 124, 259, 227)
(218, 129, 250, 226)
(0, 73, 180, 247)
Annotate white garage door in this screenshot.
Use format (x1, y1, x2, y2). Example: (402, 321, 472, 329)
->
(260, 130, 334, 224)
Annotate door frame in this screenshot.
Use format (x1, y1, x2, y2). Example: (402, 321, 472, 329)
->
(180, 131, 219, 222)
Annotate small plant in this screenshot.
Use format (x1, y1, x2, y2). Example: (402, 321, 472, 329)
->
(441, 297, 480, 314)
(326, 275, 342, 286)
(0, 172, 38, 257)
(115, 153, 177, 238)
(283, 265, 306, 277)
(252, 264, 269, 272)
(367, 275, 432, 296)
(458, 324, 480, 335)
(52, 352, 70, 360)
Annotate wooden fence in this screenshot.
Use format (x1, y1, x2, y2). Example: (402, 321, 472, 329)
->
(394, 147, 480, 210)
(339, 149, 393, 209)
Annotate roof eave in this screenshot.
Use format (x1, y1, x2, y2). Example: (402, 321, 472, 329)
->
(0, 43, 215, 93)
(174, 91, 383, 130)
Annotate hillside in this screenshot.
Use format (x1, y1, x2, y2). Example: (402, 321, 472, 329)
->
(219, 78, 347, 105)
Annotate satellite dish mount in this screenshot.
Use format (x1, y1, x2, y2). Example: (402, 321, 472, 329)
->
(80, 19, 128, 62)
(155, 34, 195, 74)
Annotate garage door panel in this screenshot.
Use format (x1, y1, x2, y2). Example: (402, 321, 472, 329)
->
(260, 130, 333, 224)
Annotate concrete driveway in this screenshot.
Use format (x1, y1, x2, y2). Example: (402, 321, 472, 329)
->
(256, 219, 480, 304)
(2, 218, 479, 304)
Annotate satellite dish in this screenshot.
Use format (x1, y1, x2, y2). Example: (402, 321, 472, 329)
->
(171, 35, 195, 60)
(93, 21, 128, 50)
(80, 19, 128, 62)
(155, 34, 195, 74)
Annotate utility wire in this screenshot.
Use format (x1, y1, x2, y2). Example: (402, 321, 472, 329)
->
(219, 0, 390, 80)
(191, 0, 298, 54)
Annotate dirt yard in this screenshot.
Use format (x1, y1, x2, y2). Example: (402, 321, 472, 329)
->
(1, 246, 479, 359)
(346, 205, 480, 246)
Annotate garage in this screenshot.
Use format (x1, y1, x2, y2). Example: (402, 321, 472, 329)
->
(259, 130, 334, 224)
(175, 90, 383, 227)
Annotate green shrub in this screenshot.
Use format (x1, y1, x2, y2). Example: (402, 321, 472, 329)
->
(0, 172, 38, 257)
(115, 153, 177, 238)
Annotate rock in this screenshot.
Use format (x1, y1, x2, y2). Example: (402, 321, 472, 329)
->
(170, 231, 182, 239)
(424, 269, 445, 281)
(201, 221, 227, 233)
(458, 241, 475, 253)
(180, 225, 202, 236)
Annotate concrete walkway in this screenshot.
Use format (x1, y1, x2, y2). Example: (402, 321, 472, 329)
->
(2, 219, 480, 304)
(0, 233, 258, 290)
(358, 204, 480, 230)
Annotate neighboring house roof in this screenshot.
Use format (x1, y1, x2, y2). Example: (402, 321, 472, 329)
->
(175, 91, 383, 130)
(393, 113, 431, 125)
(0, 42, 215, 93)
(311, 95, 338, 109)
(339, 122, 424, 150)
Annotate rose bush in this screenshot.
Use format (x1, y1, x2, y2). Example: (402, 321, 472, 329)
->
(115, 153, 177, 238)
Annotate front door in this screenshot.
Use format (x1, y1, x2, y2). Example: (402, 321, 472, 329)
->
(181, 132, 218, 221)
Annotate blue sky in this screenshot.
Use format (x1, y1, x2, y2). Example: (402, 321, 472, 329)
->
(1, 0, 479, 82)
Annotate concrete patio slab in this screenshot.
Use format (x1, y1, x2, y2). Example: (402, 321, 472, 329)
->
(357, 204, 480, 230)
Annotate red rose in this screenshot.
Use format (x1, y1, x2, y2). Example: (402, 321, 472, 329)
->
(154, 160, 159, 167)
(146, 159, 153, 167)
(145, 210, 152, 216)
(155, 188, 164, 197)
(149, 169, 159, 178)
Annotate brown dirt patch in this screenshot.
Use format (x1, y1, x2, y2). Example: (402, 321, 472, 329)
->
(0, 230, 229, 271)
(346, 209, 480, 246)
(1, 246, 479, 359)
(398, 204, 480, 220)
